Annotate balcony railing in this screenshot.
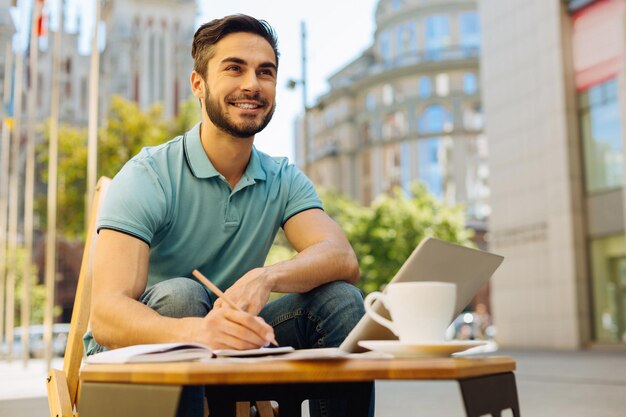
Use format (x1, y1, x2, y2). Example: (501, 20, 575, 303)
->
(330, 46, 480, 90)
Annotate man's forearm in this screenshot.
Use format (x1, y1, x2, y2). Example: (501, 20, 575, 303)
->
(265, 239, 360, 294)
(90, 294, 193, 349)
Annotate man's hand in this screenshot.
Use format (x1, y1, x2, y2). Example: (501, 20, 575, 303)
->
(184, 307, 275, 350)
(214, 268, 273, 315)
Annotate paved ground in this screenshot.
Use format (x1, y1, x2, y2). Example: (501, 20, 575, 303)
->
(1, 349, 625, 416)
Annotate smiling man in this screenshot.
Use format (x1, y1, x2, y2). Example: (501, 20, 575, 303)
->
(86, 14, 369, 417)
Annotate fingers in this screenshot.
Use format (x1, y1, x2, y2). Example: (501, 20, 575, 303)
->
(204, 308, 275, 350)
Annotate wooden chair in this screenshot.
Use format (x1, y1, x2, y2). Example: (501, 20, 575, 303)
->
(46, 176, 275, 417)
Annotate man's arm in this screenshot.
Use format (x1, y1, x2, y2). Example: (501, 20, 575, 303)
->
(219, 208, 360, 314)
(90, 229, 275, 350)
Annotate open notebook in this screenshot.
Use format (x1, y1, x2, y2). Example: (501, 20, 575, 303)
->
(340, 237, 504, 353)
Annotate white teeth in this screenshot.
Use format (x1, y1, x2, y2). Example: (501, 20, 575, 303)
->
(234, 103, 259, 109)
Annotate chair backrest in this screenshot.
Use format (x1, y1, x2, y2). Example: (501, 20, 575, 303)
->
(48, 176, 110, 415)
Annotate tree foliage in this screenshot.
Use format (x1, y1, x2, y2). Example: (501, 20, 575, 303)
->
(266, 183, 473, 294)
(319, 184, 473, 294)
(37, 96, 199, 238)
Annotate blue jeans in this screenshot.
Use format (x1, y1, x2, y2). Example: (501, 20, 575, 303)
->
(90, 277, 373, 417)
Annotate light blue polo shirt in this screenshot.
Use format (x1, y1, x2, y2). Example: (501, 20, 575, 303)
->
(97, 122, 323, 291)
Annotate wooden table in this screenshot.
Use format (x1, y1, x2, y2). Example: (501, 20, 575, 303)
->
(78, 356, 520, 417)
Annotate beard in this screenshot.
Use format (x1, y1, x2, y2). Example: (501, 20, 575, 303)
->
(204, 86, 276, 139)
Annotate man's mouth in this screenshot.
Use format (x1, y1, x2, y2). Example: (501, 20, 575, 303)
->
(231, 102, 262, 110)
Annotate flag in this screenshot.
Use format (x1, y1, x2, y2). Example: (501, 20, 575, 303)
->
(36, 0, 46, 37)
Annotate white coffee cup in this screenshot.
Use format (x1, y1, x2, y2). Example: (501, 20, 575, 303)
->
(363, 281, 456, 343)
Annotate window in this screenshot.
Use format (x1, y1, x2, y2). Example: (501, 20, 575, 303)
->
(424, 14, 451, 59)
(435, 73, 450, 96)
(382, 84, 394, 106)
(418, 137, 450, 199)
(418, 105, 453, 134)
(459, 12, 481, 54)
(579, 78, 623, 192)
(418, 76, 431, 98)
(397, 21, 418, 58)
(463, 72, 478, 94)
(382, 111, 407, 140)
(463, 102, 483, 130)
(391, 0, 404, 10)
(365, 92, 377, 111)
(379, 30, 392, 64)
(464, 135, 491, 220)
(590, 236, 626, 343)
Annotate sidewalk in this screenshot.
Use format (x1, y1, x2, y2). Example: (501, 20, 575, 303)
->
(1, 349, 625, 416)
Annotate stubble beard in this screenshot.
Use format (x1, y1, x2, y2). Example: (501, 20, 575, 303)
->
(204, 86, 276, 139)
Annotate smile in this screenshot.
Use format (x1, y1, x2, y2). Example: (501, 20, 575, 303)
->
(231, 102, 262, 110)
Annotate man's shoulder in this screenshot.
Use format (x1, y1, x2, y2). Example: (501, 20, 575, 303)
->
(254, 148, 298, 179)
(132, 134, 185, 165)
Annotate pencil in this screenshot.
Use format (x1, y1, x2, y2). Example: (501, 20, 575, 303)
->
(192, 269, 279, 347)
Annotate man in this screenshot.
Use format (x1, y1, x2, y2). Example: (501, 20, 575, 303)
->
(86, 14, 368, 417)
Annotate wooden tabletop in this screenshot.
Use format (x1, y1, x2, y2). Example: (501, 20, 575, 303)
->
(80, 356, 516, 386)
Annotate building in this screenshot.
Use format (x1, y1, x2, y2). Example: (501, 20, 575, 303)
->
(297, 0, 489, 228)
(0, 0, 15, 111)
(480, 0, 626, 348)
(100, 0, 196, 119)
(32, 0, 196, 125)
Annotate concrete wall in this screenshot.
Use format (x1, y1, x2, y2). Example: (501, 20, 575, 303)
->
(479, 0, 590, 348)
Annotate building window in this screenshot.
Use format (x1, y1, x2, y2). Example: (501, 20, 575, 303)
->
(418, 137, 451, 199)
(365, 92, 377, 111)
(396, 21, 417, 59)
(379, 30, 392, 64)
(382, 111, 407, 140)
(459, 12, 481, 54)
(463, 72, 478, 94)
(590, 235, 626, 343)
(418, 105, 453, 134)
(435, 73, 450, 96)
(464, 134, 491, 220)
(424, 14, 451, 59)
(382, 84, 394, 106)
(463, 102, 483, 130)
(418, 76, 431, 98)
(579, 78, 623, 193)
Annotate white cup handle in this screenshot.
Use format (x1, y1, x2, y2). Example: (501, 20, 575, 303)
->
(363, 291, 398, 336)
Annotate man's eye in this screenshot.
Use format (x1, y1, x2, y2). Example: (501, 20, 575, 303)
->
(226, 65, 241, 72)
(258, 69, 275, 77)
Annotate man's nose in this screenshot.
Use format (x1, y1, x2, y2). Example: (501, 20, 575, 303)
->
(241, 71, 261, 92)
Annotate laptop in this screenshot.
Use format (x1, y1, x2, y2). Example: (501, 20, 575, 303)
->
(339, 237, 504, 353)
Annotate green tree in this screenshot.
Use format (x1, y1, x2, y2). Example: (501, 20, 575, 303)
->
(12, 247, 54, 326)
(37, 95, 199, 238)
(320, 184, 473, 294)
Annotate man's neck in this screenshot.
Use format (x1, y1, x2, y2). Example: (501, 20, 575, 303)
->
(199, 122, 254, 189)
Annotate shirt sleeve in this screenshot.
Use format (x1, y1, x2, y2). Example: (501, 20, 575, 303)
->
(97, 158, 168, 245)
(281, 163, 323, 225)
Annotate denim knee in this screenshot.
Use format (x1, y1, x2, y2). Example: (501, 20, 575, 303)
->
(307, 281, 365, 346)
(139, 277, 212, 318)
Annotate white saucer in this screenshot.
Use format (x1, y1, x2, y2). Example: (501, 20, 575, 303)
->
(358, 340, 488, 358)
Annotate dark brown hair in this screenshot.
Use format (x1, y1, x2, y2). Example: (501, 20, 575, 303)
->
(191, 14, 280, 79)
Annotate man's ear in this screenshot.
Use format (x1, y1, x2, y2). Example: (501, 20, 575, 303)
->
(190, 71, 205, 99)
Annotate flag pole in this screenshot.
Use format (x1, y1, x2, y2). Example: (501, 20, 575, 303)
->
(44, 0, 62, 369)
(86, 0, 101, 213)
(23, 0, 44, 366)
(0, 41, 14, 352)
(5, 38, 24, 363)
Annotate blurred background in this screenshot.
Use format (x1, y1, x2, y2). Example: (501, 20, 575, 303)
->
(1, 0, 625, 365)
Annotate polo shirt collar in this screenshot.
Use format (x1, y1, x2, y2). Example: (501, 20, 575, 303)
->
(184, 123, 266, 182)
